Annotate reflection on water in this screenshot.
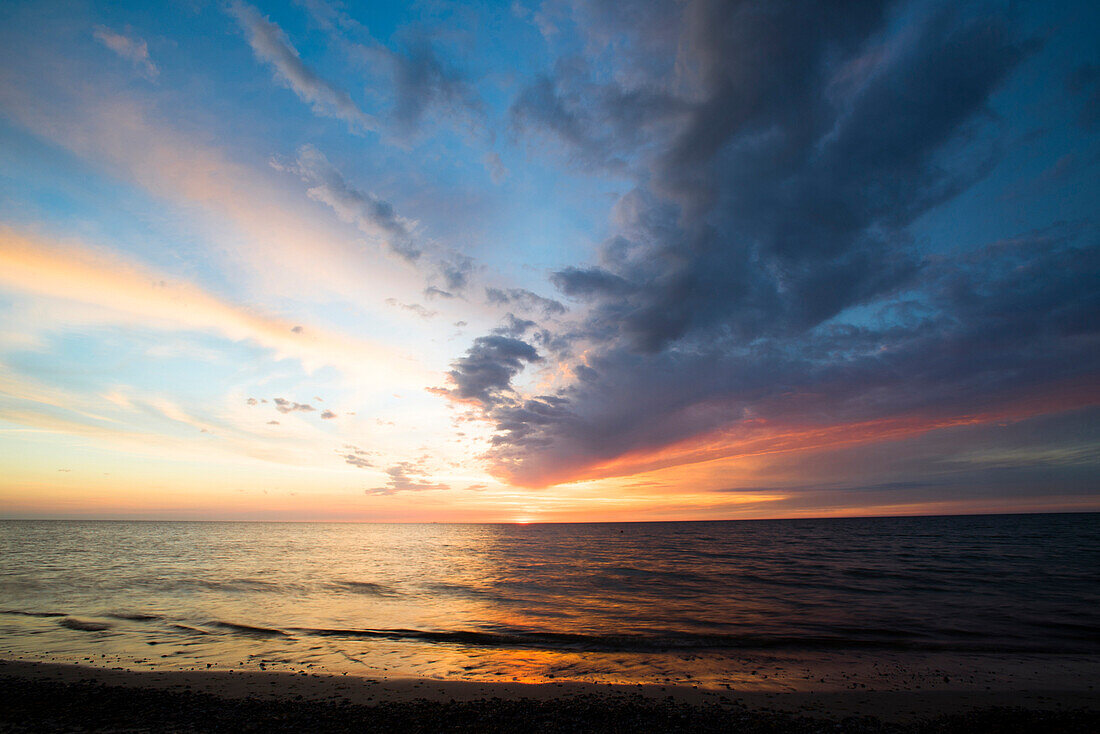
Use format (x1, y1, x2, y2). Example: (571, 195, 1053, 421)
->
(1, 515, 1098, 687)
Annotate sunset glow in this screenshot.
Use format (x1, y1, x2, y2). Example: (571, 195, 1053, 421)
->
(1, 0, 1097, 522)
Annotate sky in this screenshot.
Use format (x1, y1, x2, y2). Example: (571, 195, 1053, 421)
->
(0, 0, 1097, 522)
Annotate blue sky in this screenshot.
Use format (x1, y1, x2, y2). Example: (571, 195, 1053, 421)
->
(0, 0, 1097, 521)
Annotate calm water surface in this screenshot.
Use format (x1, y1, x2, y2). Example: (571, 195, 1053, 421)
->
(1, 514, 1097, 686)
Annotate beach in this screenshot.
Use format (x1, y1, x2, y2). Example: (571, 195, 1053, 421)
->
(3, 517, 1098, 730)
(2, 659, 1099, 732)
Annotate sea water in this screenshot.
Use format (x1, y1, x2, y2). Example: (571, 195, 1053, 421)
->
(2, 514, 1097, 686)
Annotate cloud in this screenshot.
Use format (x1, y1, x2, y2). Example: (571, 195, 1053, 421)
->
(0, 229, 408, 378)
(278, 145, 480, 293)
(424, 286, 455, 299)
(93, 26, 158, 79)
(0, 64, 442, 362)
(483, 152, 509, 184)
(385, 298, 436, 319)
(436, 1, 1095, 490)
(281, 145, 420, 260)
(227, 1, 377, 133)
(437, 254, 474, 292)
(437, 335, 542, 407)
(298, 0, 484, 138)
(273, 398, 314, 414)
(366, 461, 449, 495)
(341, 446, 372, 468)
(510, 59, 686, 173)
(485, 226, 1100, 486)
(387, 38, 483, 137)
(484, 287, 566, 317)
(320, 409, 337, 419)
(492, 313, 537, 338)
(551, 266, 637, 300)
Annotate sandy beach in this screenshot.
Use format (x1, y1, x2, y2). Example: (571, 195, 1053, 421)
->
(2, 658, 1098, 732)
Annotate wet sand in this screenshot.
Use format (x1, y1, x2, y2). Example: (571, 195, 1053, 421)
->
(2, 659, 1098, 732)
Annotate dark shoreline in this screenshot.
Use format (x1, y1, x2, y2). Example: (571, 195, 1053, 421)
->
(2, 660, 1098, 733)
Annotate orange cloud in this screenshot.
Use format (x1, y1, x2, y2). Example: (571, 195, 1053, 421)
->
(506, 377, 1100, 488)
(0, 228, 417, 380)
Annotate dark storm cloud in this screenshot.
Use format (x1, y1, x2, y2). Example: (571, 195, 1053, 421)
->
(438, 335, 541, 407)
(488, 228, 1100, 485)
(550, 267, 638, 300)
(510, 58, 687, 173)
(491, 313, 537, 338)
(546, 3, 1028, 353)
(439, 0, 1098, 487)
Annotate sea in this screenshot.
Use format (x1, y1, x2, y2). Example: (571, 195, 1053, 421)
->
(2, 513, 1098, 688)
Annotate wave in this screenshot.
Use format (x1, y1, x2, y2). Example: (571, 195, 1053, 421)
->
(287, 625, 1089, 654)
(210, 621, 289, 637)
(1, 609, 67, 618)
(327, 581, 397, 596)
(57, 617, 112, 632)
(165, 578, 289, 593)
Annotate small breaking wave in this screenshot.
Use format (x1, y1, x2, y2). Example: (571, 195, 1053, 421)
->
(288, 625, 1088, 654)
(106, 612, 163, 622)
(58, 617, 112, 632)
(210, 621, 289, 637)
(328, 580, 397, 596)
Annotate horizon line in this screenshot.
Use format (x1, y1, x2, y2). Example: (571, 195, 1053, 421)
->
(1, 509, 1096, 525)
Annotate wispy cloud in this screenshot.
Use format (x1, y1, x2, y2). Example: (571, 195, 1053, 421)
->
(484, 287, 566, 318)
(385, 299, 436, 319)
(0, 71, 427, 308)
(280, 145, 420, 260)
(0, 229, 410, 379)
(93, 26, 158, 79)
(227, 1, 376, 133)
(277, 144, 479, 295)
(482, 152, 509, 184)
(341, 445, 373, 468)
(366, 461, 449, 495)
